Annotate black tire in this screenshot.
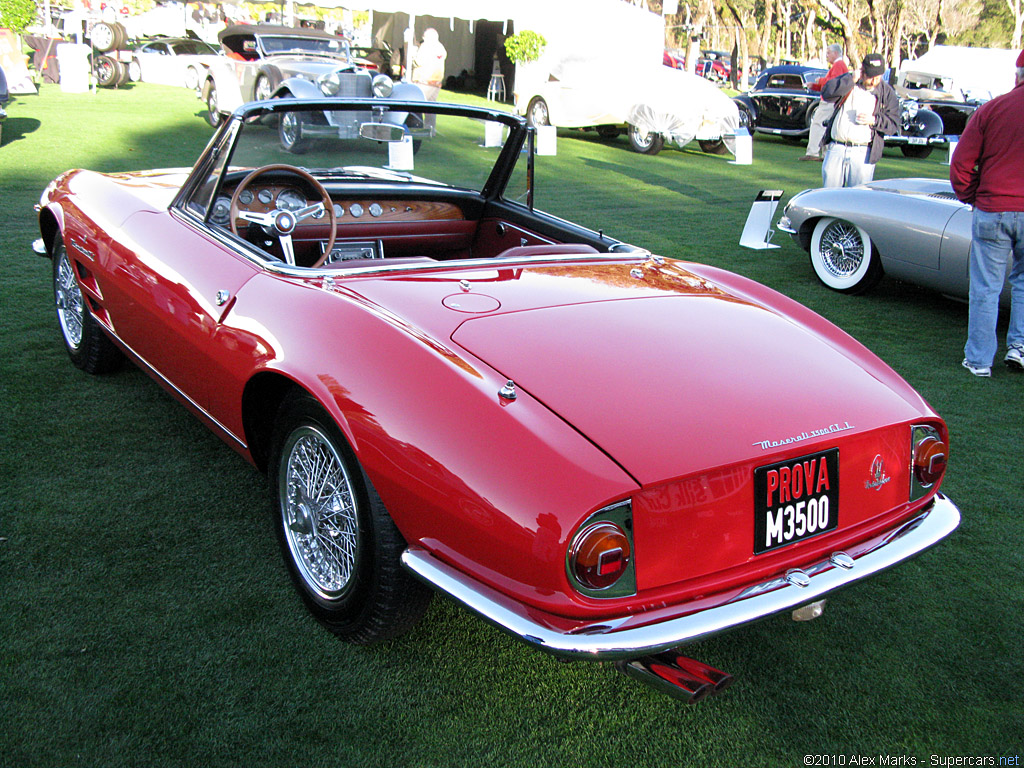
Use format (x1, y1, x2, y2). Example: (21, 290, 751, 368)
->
(270, 393, 431, 644)
(113, 60, 129, 87)
(90, 21, 119, 52)
(277, 96, 309, 154)
(809, 217, 884, 294)
(900, 144, 934, 159)
(525, 97, 549, 129)
(94, 55, 119, 87)
(628, 124, 665, 155)
(596, 125, 620, 140)
(205, 82, 223, 128)
(113, 22, 128, 50)
(698, 138, 729, 154)
(52, 236, 123, 374)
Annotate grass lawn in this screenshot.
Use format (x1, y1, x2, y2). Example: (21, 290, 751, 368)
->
(1, 83, 1021, 768)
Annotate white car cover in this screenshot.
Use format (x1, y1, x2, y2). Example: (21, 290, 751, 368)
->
(521, 61, 740, 151)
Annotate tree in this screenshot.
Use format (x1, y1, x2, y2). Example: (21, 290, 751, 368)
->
(1008, 0, 1023, 47)
(0, 0, 36, 34)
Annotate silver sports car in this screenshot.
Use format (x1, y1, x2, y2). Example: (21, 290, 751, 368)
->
(777, 178, 1011, 305)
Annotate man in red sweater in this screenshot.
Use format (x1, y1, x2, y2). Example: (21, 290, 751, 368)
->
(950, 49, 1024, 377)
(799, 44, 849, 161)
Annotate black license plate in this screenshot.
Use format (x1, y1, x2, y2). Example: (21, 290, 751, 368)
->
(753, 448, 839, 554)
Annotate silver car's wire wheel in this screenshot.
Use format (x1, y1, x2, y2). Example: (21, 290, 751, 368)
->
(279, 425, 360, 602)
(809, 216, 882, 293)
(55, 249, 84, 350)
(526, 97, 549, 128)
(280, 111, 301, 148)
(255, 75, 272, 102)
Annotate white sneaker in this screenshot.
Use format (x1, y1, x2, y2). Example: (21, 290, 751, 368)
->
(962, 359, 992, 377)
(1005, 344, 1024, 372)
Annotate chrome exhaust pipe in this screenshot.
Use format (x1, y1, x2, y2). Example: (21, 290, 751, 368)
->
(616, 652, 732, 703)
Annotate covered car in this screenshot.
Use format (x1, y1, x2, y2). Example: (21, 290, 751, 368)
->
(777, 177, 1010, 304)
(35, 99, 958, 703)
(516, 62, 740, 155)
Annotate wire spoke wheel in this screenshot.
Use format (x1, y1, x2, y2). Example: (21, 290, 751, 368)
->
(55, 249, 84, 350)
(819, 219, 865, 279)
(280, 425, 360, 601)
(809, 216, 882, 294)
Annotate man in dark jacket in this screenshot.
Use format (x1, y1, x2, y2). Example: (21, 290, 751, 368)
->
(950, 49, 1024, 377)
(819, 53, 900, 188)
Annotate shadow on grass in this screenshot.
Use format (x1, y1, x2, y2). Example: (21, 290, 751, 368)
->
(1, 116, 43, 146)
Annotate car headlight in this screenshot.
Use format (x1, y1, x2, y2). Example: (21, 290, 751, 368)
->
(911, 424, 948, 501)
(566, 500, 636, 598)
(372, 73, 394, 98)
(318, 72, 342, 97)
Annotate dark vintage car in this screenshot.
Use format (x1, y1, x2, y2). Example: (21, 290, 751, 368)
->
(200, 24, 417, 130)
(733, 65, 825, 138)
(885, 69, 982, 159)
(35, 98, 959, 704)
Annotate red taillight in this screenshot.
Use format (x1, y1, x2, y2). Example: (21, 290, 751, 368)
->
(913, 435, 947, 487)
(570, 523, 632, 590)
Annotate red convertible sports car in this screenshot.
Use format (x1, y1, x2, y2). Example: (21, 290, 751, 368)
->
(36, 98, 959, 703)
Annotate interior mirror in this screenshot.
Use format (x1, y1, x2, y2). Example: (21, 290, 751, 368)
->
(360, 123, 406, 142)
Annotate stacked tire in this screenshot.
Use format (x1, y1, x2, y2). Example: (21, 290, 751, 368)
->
(90, 21, 132, 88)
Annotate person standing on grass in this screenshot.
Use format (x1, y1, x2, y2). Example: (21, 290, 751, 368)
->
(950, 49, 1024, 378)
(799, 44, 848, 162)
(819, 53, 900, 189)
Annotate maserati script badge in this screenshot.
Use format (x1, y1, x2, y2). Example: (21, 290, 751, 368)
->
(865, 455, 892, 491)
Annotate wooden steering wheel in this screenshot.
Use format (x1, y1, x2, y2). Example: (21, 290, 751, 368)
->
(229, 164, 337, 267)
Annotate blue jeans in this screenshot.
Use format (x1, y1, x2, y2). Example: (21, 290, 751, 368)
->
(964, 209, 1024, 367)
(822, 143, 874, 188)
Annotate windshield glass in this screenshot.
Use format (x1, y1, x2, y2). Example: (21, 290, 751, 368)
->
(218, 103, 518, 195)
(259, 35, 349, 57)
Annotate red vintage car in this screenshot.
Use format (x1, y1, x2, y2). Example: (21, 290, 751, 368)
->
(36, 98, 959, 703)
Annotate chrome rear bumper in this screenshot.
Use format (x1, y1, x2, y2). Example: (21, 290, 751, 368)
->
(401, 494, 960, 660)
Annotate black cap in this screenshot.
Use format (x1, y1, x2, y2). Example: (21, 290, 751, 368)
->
(862, 53, 885, 78)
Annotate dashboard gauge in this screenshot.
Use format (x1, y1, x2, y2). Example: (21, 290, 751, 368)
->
(210, 196, 232, 226)
(238, 189, 254, 205)
(277, 188, 306, 212)
(368, 203, 383, 217)
(349, 203, 364, 218)
(333, 203, 345, 218)
(257, 189, 274, 205)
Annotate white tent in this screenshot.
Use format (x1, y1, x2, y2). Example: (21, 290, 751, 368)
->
(280, 0, 664, 88)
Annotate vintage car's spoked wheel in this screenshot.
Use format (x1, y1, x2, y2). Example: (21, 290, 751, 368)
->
(52, 236, 123, 374)
(254, 75, 272, 102)
(526, 97, 549, 128)
(270, 393, 431, 643)
(205, 83, 222, 128)
(810, 217, 883, 294)
(628, 124, 665, 155)
(229, 165, 337, 266)
(278, 106, 309, 155)
(736, 105, 753, 131)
